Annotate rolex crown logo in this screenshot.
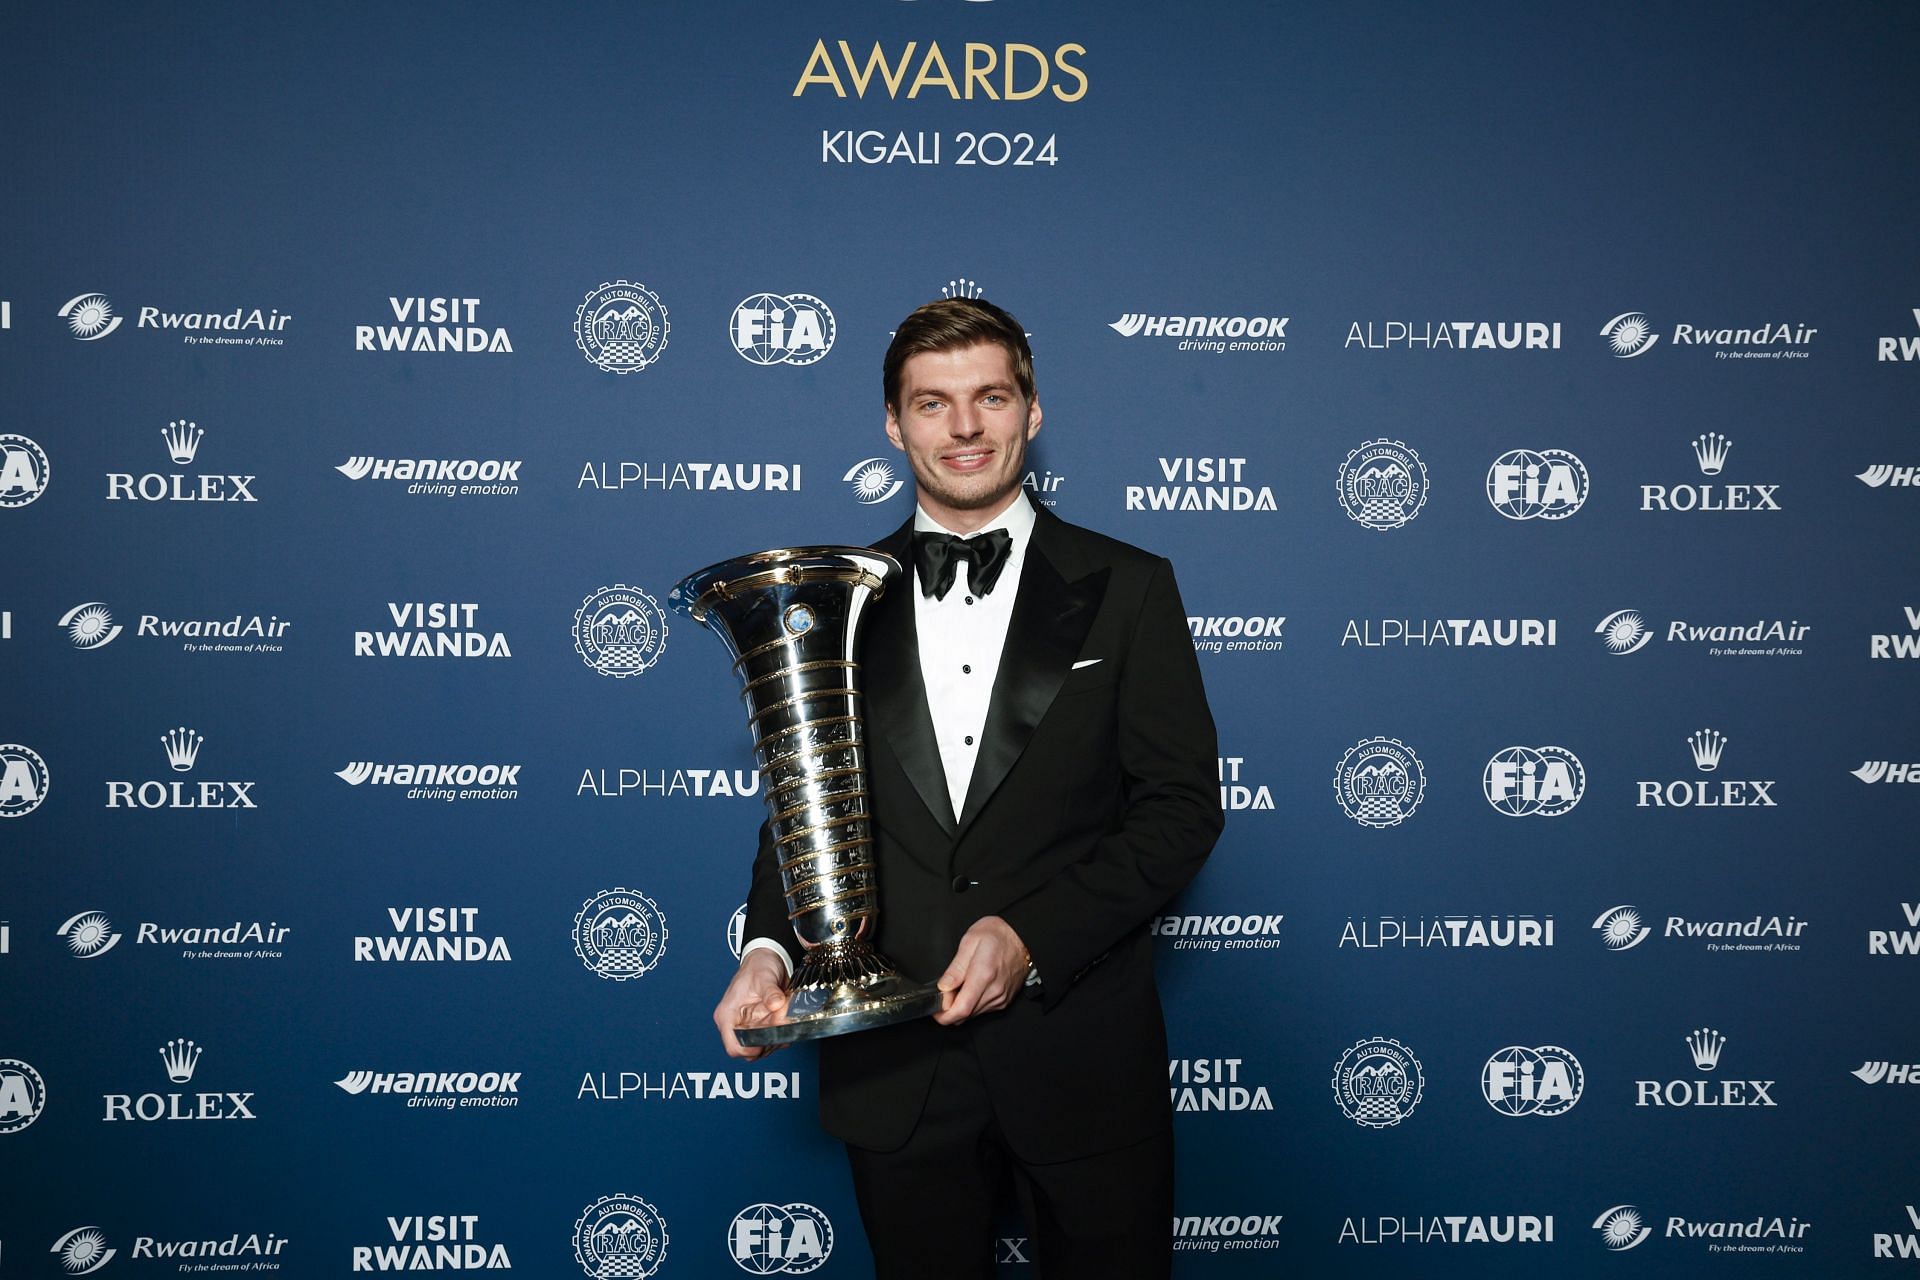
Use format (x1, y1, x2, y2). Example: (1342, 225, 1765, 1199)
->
(941, 277, 984, 300)
(159, 1037, 203, 1083)
(162, 419, 204, 466)
(162, 727, 204, 773)
(1687, 728, 1726, 772)
(1686, 1027, 1726, 1072)
(1691, 432, 1732, 476)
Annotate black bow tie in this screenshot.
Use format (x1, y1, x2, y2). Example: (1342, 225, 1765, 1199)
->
(912, 528, 1014, 600)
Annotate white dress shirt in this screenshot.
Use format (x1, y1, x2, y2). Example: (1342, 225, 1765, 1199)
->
(910, 498, 1035, 822)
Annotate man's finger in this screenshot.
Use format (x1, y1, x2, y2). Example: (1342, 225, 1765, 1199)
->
(938, 934, 979, 992)
(718, 1012, 767, 1061)
(936, 955, 988, 1024)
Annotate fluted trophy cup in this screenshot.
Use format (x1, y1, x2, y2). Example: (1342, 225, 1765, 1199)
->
(670, 547, 943, 1046)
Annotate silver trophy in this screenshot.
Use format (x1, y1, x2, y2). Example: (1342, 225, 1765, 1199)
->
(670, 547, 944, 1046)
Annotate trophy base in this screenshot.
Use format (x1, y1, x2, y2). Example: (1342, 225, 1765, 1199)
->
(737, 974, 946, 1047)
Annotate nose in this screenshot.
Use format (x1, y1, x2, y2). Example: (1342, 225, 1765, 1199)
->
(946, 404, 985, 439)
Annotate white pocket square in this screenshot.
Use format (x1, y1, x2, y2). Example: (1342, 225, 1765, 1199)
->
(1071, 658, 1104, 670)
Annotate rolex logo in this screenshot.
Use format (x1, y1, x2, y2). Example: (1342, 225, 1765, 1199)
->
(1691, 432, 1732, 476)
(941, 277, 984, 301)
(1685, 1028, 1726, 1071)
(1639, 728, 1773, 807)
(162, 418, 204, 466)
(1636, 1028, 1774, 1106)
(1688, 728, 1727, 772)
(105, 1038, 257, 1121)
(162, 727, 204, 773)
(159, 1038, 203, 1084)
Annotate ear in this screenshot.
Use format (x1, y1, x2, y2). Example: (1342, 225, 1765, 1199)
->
(884, 405, 905, 452)
(1025, 396, 1043, 442)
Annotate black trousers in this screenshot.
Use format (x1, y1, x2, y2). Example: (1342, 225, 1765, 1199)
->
(844, 1040, 1174, 1280)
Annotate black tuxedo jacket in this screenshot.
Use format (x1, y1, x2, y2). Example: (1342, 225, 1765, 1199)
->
(745, 502, 1222, 1162)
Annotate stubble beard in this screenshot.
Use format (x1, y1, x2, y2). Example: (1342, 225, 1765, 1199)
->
(915, 444, 1026, 515)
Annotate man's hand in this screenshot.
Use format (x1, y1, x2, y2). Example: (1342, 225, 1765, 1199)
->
(715, 948, 791, 1060)
(934, 915, 1030, 1026)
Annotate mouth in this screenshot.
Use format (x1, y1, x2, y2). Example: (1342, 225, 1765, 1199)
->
(940, 448, 995, 473)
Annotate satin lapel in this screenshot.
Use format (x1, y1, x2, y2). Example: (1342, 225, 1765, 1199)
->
(863, 523, 956, 837)
(956, 531, 1110, 837)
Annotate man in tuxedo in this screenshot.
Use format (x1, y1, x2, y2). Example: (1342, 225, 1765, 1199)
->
(715, 297, 1222, 1278)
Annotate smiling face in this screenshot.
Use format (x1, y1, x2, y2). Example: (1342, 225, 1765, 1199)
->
(884, 341, 1042, 533)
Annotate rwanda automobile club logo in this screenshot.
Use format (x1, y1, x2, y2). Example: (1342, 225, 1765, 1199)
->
(1332, 1037, 1424, 1128)
(574, 585, 669, 678)
(1338, 440, 1428, 530)
(1335, 738, 1425, 827)
(575, 281, 670, 374)
(573, 888, 669, 981)
(574, 1194, 668, 1278)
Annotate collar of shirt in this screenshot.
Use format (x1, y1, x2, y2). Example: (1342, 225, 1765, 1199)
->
(910, 495, 1036, 595)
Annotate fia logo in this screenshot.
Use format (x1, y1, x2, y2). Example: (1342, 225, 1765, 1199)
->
(1486, 449, 1588, 519)
(1483, 746, 1584, 817)
(731, 294, 835, 366)
(727, 904, 747, 961)
(0, 744, 49, 818)
(0, 1058, 48, 1133)
(0, 434, 51, 507)
(1482, 1045, 1584, 1116)
(728, 1203, 833, 1274)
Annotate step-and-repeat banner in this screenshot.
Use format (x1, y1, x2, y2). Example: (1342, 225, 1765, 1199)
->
(4, 3, 1917, 1276)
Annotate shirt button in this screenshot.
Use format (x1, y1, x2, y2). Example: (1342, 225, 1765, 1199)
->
(962, 664, 972, 674)
(951, 876, 970, 893)
(964, 735, 975, 746)
(965, 596, 974, 605)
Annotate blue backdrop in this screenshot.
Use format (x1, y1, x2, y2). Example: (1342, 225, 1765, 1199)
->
(4, 2, 1918, 1276)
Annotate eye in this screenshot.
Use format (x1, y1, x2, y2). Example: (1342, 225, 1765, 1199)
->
(981, 394, 1005, 406)
(915, 398, 945, 414)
